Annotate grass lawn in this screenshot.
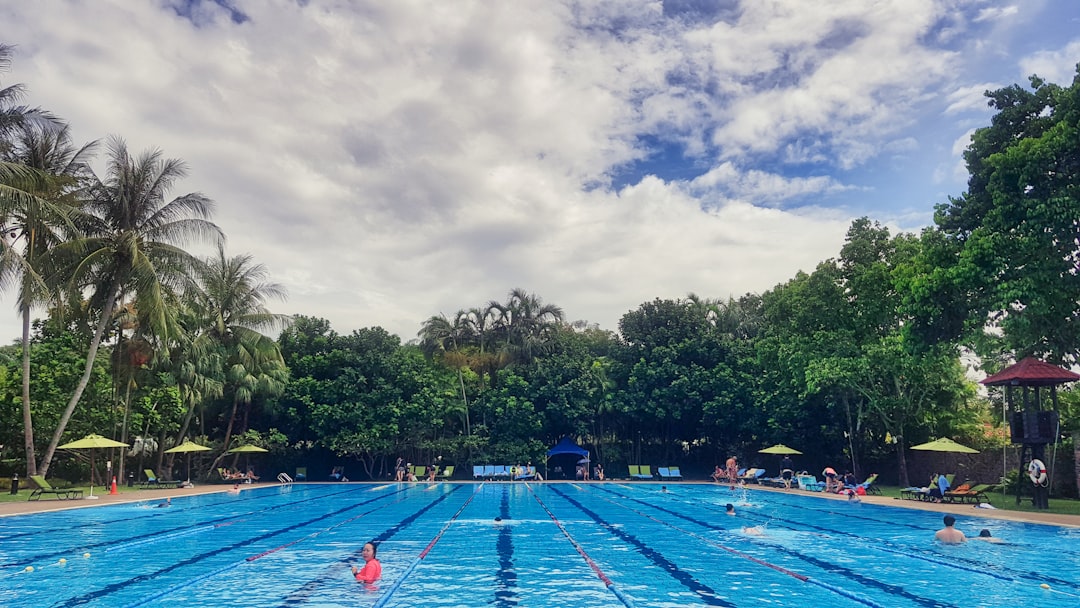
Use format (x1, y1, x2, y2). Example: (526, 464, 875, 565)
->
(0, 482, 160, 504)
(873, 485, 1080, 516)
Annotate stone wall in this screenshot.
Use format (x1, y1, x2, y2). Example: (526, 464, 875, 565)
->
(869, 442, 1077, 498)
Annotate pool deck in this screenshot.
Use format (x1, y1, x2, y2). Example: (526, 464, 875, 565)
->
(2, 480, 1079, 528)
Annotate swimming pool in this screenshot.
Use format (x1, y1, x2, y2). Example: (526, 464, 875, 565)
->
(2, 482, 1078, 607)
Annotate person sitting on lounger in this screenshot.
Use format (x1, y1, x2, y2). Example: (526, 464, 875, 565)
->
(246, 468, 259, 482)
(352, 541, 382, 584)
(711, 465, 724, 482)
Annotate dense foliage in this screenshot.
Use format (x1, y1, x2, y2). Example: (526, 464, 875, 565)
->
(1, 45, 1078, 490)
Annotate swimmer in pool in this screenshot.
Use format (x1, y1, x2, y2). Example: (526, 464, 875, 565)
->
(351, 542, 382, 584)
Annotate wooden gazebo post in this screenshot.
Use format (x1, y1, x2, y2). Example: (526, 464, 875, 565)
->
(981, 358, 1080, 509)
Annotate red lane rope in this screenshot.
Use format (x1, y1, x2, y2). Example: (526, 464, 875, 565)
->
(525, 483, 636, 607)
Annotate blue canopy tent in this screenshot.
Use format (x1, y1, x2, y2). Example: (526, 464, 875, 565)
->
(546, 437, 589, 480)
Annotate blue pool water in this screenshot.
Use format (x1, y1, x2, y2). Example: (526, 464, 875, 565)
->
(2, 482, 1079, 607)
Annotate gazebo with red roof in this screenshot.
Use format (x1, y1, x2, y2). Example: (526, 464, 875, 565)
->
(981, 357, 1080, 509)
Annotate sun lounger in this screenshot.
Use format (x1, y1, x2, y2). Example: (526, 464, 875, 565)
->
(28, 475, 82, 500)
(739, 468, 767, 483)
(473, 465, 485, 480)
(946, 483, 994, 504)
(142, 469, 181, 489)
(900, 486, 930, 501)
(514, 466, 536, 481)
(437, 465, 455, 480)
(658, 467, 683, 480)
(629, 465, 653, 480)
(797, 475, 825, 491)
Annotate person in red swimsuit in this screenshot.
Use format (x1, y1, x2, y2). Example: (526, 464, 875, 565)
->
(352, 542, 382, 584)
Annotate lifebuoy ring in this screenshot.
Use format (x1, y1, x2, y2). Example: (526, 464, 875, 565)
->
(1027, 459, 1048, 485)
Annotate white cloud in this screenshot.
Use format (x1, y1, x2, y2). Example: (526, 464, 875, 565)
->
(0, 0, 1073, 342)
(1019, 40, 1080, 85)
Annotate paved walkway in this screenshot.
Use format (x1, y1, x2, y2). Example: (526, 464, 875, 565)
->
(3, 480, 1079, 528)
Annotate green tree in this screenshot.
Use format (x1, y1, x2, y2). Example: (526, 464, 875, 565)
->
(0, 124, 94, 476)
(935, 70, 1080, 363)
(37, 137, 223, 475)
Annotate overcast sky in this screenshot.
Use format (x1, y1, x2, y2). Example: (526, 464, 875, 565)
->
(2, 0, 1080, 344)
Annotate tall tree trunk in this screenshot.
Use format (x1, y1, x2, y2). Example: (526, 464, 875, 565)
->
(206, 393, 242, 476)
(39, 281, 119, 476)
(458, 368, 470, 436)
(896, 428, 909, 488)
(20, 305, 37, 476)
(117, 377, 133, 484)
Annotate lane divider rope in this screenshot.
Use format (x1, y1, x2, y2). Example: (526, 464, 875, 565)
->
(590, 486, 883, 608)
(525, 483, 637, 608)
(370, 483, 483, 608)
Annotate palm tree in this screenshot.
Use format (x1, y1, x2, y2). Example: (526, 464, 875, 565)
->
(36, 137, 223, 476)
(0, 44, 57, 142)
(190, 245, 289, 471)
(491, 288, 564, 364)
(0, 123, 94, 476)
(419, 312, 473, 435)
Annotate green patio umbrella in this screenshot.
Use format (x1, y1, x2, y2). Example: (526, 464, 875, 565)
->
(227, 445, 268, 480)
(758, 444, 803, 455)
(227, 444, 269, 454)
(909, 438, 978, 453)
(164, 440, 213, 484)
(58, 434, 130, 498)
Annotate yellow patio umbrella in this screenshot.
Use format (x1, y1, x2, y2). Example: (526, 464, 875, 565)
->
(227, 444, 268, 479)
(164, 440, 212, 484)
(909, 438, 978, 453)
(758, 444, 803, 455)
(58, 434, 130, 499)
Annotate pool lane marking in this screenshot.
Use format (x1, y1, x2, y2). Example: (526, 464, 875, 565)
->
(283, 484, 469, 606)
(122, 484, 429, 608)
(494, 484, 518, 608)
(593, 485, 955, 608)
(64, 486, 413, 608)
(0, 484, 377, 572)
(368, 484, 481, 608)
(583, 487, 884, 608)
(526, 483, 638, 608)
(729, 493, 1080, 593)
(549, 486, 733, 606)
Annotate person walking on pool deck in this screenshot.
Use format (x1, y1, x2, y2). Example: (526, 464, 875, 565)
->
(935, 515, 966, 544)
(726, 456, 738, 489)
(395, 457, 405, 482)
(352, 541, 382, 583)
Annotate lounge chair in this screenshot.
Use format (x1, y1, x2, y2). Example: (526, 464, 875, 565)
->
(493, 465, 512, 480)
(739, 468, 766, 484)
(483, 465, 496, 479)
(797, 475, 825, 492)
(514, 466, 536, 481)
(28, 475, 82, 501)
(946, 483, 994, 504)
(142, 469, 181, 489)
(472, 465, 485, 480)
(900, 486, 930, 501)
(943, 482, 972, 503)
(436, 465, 455, 480)
(658, 467, 683, 480)
(295, 467, 307, 481)
(631, 465, 653, 480)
